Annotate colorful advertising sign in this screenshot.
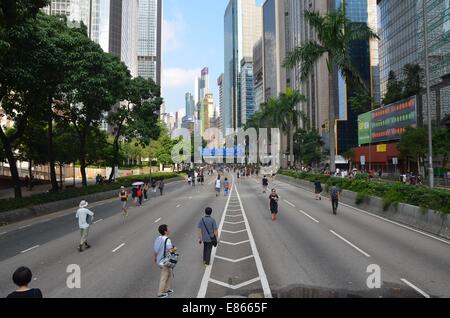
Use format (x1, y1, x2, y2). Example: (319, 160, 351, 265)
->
(358, 96, 417, 145)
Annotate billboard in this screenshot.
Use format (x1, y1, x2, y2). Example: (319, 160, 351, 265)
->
(358, 96, 417, 145)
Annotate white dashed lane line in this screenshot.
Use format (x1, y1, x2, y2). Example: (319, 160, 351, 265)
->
(154, 218, 162, 223)
(18, 224, 32, 230)
(299, 210, 320, 223)
(176, 204, 181, 208)
(330, 230, 371, 258)
(21, 245, 40, 254)
(112, 243, 125, 253)
(400, 279, 431, 298)
(283, 200, 296, 208)
(93, 219, 103, 224)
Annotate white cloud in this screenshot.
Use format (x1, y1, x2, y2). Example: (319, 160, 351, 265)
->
(162, 68, 201, 90)
(162, 12, 186, 53)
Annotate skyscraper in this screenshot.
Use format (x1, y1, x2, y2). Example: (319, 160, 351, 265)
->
(217, 74, 225, 134)
(121, 0, 139, 77)
(185, 93, 195, 118)
(240, 57, 256, 125)
(137, 0, 162, 85)
(224, 0, 262, 133)
(253, 38, 264, 112)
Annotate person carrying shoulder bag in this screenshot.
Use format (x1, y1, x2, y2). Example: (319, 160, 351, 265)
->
(197, 207, 218, 266)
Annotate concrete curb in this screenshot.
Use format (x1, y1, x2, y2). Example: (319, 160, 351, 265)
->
(0, 177, 184, 226)
(277, 174, 450, 240)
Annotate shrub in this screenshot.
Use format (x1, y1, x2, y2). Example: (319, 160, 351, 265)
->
(0, 173, 183, 213)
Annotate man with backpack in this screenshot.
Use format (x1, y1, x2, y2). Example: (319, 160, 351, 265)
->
(330, 183, 340, 215)
(153, 224, 177, 298)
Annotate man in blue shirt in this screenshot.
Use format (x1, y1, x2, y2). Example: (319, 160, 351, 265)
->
(197, 207, 218, 266)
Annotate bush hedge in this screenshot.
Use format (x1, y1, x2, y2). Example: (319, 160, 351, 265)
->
(280, 170, 450, 216)
(0, 172, 183, 214)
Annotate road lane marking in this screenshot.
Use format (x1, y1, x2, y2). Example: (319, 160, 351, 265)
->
(299, 210, 320, 223)
(0, 232, 7, 236)
(176, 204, 181, 208)
(189, 197, 193, 199)
(234, 183, 273, 298)
(154, 218, 162, 223)
(283, 200, 296, 208)
(224, 221, 245, 225)
(221, 229, 247, 234)
(330, 230, 371, 258)
(340, 202, 450, 246)
(112, 243, 125, 253)
(220, 240, 250, 246)
(21, 245, 39, 254)
(93, 219, 103, 224)
(227, 209, 242, 212)
(227, 214, 243, 218)
(209, 277, 261, 290)
(197, 181, 233, 298)
(19, 224, 32, 230)
(215, 255, 254, 263)
(401, 279, 431, 298)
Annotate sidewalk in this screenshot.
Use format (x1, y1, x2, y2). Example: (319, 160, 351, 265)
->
(0, 179, 96, 200)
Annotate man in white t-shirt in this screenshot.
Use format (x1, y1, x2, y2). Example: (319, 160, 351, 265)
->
(154, 224, 176, 298)
(215, 177, 221, 197)
(76, 200, 94, 252)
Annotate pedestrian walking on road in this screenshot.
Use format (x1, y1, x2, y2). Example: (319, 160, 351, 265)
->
(6, 267, 43, 298)
(131, 186, 138, 207)
(198, 207, 218, 266)
(159, 179, 165, 196)
(137, 186, 143, 206)
(187, 176, 192, 186)
(215, 176, 221, 197)
(224, 178, 230, 196)
(330, 183, 340, 215)
(144, 181, 150, 200)
(151, 178, 157, 193)
(119, 186, 129, 218)
(269, 189, 279, 221)
(76, 200, 94, 252)
(262, 175, 269, 193)
(314, 178, 322, 201)
(154, 224, 176, 298)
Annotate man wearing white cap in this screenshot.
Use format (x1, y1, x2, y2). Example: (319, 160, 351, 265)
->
(76, 200, 94, 252)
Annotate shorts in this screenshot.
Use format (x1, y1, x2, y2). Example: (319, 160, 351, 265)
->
(122, 201, 128, 209)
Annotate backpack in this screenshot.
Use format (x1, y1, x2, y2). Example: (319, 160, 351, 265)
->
(330, 187, 339, 200)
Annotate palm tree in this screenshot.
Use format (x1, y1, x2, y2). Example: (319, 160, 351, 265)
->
(283, 0, 378, 172)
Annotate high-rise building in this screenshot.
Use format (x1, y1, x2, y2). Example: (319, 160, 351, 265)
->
(253, 38, 264, 112)
(200, 67, 210, 101)
(378, 0, 450, 125)
(121, 0, 139, 77)
(334, 0, 379, 154)
(217, 74, 225, 134)
(224, 0, 263, 132)
(240, 57, 256, 125)
(185, 93, 195, 118)
(137, 0, 162, 85)
(201, 93, 215, 131)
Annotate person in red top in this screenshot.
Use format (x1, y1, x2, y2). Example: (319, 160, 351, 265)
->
(137, 186, 143, 206)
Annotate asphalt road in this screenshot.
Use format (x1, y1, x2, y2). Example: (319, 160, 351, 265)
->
(1, 173, 449, 298)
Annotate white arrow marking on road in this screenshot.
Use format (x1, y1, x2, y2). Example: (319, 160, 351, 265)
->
(21, 245, 39, 254)
(215, 255, 254, 263)
(299, 210, 320, 223)
(209, 277, 261, 290)
(112, 243, 125, 253)
(224, 221, 245, 225)
(221, 229, 247, 234)
(154, 218, 162, 223)
(283, 200, 296, 208)
(330, 230, 371, 258)
(220, 240, 250, 246)
(400, 279, 430, 298)
(93, 219, 103, 224)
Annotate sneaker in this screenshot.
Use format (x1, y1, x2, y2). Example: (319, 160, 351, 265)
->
(78, 245, 84, 252)
(84, 243, 91, 249)
(157, 293, 169, 298)
(167, 289, 174, 294)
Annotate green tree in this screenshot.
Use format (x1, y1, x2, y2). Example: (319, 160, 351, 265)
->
(432, 128, 450, 168)
(397, 127, 428, 174)
(342, 149, 356, 171)
(349, 90, 378, 114)
(284, 0, 378, 172)
(402, 64, 423, 99)
(383, 71, 404, 105)
(294, 129, 324, 166)
(56, 26, 130, 186)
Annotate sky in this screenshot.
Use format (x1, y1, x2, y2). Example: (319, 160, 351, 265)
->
(161, 0, 265, 115)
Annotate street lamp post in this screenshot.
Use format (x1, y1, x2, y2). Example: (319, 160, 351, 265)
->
(422, 0, 435, 188)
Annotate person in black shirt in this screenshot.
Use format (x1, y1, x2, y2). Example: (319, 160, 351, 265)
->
(262, 176, 269, 193)
(7, 267, 43, 298)
(269, 189, 279, 221)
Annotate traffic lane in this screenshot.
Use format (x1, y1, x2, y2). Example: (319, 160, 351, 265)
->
(0, 179, 209, 297)
(235, 180, 384, 293)
(268, 179, 450, 297)
(0, 180, 186, 261)
(51, 177, 228, 298)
